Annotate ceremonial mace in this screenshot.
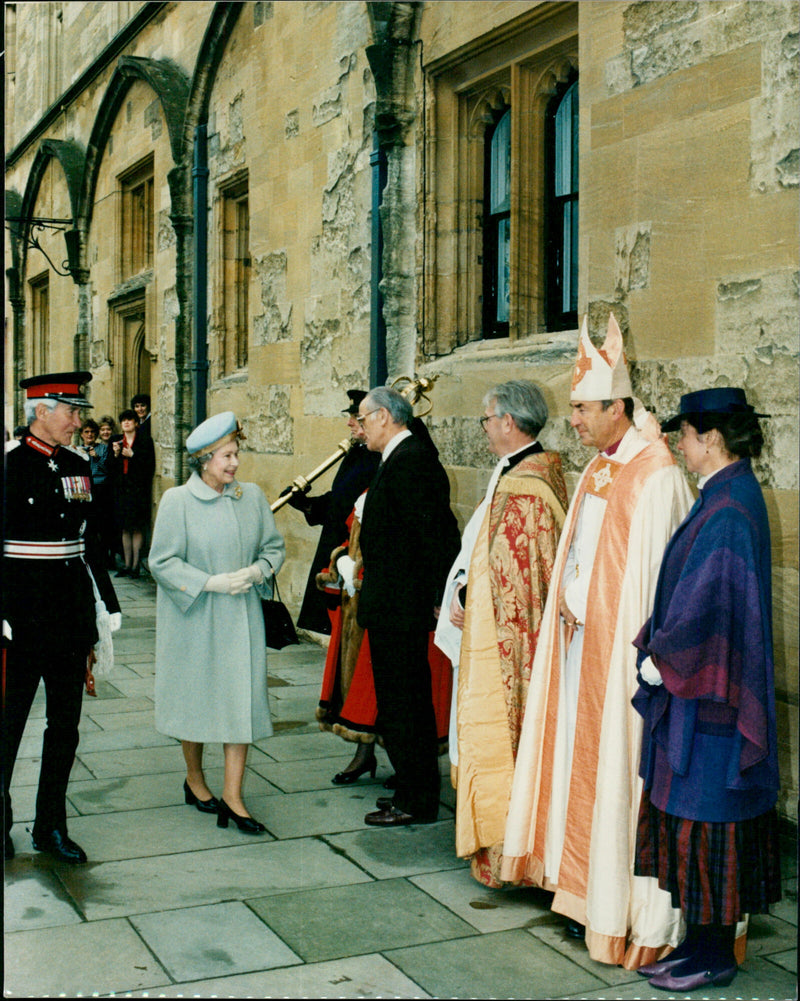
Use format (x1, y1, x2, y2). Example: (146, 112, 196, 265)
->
(270, 374, 439, 512)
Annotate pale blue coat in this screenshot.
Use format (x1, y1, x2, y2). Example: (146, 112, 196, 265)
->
(150, 473, 285, 743)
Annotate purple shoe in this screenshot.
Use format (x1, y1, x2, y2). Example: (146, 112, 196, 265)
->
(637, 954, 690, 978)
(649, 964, 737, 992)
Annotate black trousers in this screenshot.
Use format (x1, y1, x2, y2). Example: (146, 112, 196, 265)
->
(2, 642, 87, 834)
(367, 624, 440, 820)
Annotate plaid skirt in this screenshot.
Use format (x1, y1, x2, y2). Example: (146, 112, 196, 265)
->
(635, 790, 782, 925)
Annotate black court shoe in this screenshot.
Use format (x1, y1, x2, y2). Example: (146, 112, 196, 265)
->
(216, 799, 266, 835)
(183, 780, 219, 814)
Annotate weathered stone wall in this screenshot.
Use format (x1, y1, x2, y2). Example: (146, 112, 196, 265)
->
(200, 1, 377, 579)
(5, 2, 149, 151)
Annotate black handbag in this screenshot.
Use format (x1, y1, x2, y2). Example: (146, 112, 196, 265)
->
(261, 578, 299, 649)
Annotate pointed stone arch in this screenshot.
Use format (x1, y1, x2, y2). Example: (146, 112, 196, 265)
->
(81, 55, 191, 231)
(12, 139, 88, 284)
(468, 85, 512, 137)
(182, 2, 245, 144)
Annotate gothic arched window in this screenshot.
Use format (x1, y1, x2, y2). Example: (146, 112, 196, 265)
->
(546, 76, 579, 330)
(483, 107, 511, 338)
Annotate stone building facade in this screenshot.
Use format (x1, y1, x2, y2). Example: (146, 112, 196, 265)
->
(4, 1, 798, 822)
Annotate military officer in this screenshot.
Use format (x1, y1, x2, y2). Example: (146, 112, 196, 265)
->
(2, 371, 120, 863)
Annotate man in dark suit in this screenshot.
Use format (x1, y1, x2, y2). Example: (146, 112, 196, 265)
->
(356, 386, 461, 827)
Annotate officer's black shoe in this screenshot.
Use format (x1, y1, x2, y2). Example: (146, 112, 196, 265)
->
(4, 833, 14, 861)
(32, 827, 87, 864)
(565, 918, 585, 940)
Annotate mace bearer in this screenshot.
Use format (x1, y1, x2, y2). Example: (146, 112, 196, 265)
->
(271, 374, 439, 512)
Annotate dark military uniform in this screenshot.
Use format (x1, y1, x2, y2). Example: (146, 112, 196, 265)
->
(2, 431, 120, 845)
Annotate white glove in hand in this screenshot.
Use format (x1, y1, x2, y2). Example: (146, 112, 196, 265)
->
(640, 655, 663, 686)
(336, 555, 357, 597)
(227, 566, 261, 594)
(203, 573, 237, 594)
(241, 563, 264, 585)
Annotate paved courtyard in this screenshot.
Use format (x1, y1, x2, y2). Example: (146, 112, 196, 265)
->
(3, 574, 797, 999)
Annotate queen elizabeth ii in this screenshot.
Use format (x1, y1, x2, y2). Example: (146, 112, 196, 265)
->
(149, 411, 285, 833)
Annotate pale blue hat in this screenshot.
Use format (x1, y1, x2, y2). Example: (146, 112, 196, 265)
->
(186, 411, 245, 457)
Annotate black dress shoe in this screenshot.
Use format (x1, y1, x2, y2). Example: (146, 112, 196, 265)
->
(565, 918, 585, 939)
(4, 834, 14, 861)
(365, 806, 416, 827)
(216, 799, 266, 834)
(183, 780, 219, 814)
(32, 828, 87, 864)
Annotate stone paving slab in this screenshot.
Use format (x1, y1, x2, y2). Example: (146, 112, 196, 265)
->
(256, 730, 356, 763)
(79, 707, 159, 731)
(82, 694, 155, 714)
(76, 743, 191, 779)
(527, 923, 648, 989)
(66, 766, 283, 816)
(4, 917, 171, 996)
(325, 820, 465, 881)
(41, 801, 277, 864)
(248, 751, 390, 793)
(409, 868, 556, 934)
(3, 861, 85, 933)
(106, 953, 433, 998)
(268, 681, 326, 716)
(54, 838, 372, 921)
(10, 754, 94, 791)
(73, 723, 176, 754)
(385, 927, 607, 999)
(130, 900, 302, 981)
(8, 783, 80, 827)
(249, 877, 479, 963)
(254, 784, 403, 839)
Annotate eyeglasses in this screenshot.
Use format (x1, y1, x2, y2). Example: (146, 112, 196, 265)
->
(479, 413, 499, 430)
(355, 409, 381, 426)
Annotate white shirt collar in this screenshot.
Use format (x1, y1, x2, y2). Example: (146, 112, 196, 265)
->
(380, 428, 412, 462)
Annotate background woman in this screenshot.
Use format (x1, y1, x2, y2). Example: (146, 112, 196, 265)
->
(79, 419, 116, 568)
(111, 408, 155, 577)
(632, 388, 781, 992)
(98, 416, 116, 443)
(149, 412, 285, 834)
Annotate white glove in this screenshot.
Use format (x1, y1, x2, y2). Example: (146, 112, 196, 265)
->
(203, 573, 237, 594)
(336, 555, 357, 597)
(204, 565, 264, 596)
(239, 563, 264, 585)
(639, 655, 663, 686)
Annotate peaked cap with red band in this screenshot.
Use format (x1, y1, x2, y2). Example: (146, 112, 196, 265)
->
(20, 371, 93, 408)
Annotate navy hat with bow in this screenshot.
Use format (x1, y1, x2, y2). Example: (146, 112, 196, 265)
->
(661, 387, 769, 433)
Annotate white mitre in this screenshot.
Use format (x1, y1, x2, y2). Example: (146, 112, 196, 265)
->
(570, 313, 632, 401)
(570, 313, 661, 441)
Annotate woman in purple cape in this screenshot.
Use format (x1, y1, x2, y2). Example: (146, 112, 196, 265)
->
(631, 388, 781, 992)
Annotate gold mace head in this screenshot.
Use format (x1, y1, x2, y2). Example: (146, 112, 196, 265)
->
(391, 373, 439, 416)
